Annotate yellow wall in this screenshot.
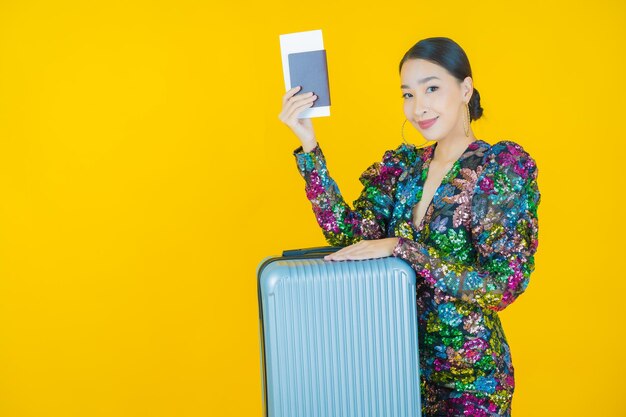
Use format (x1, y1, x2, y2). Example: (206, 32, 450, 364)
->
(0, 1, 624, 416)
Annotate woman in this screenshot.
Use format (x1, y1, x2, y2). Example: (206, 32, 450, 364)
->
(278, 37, 540, 417)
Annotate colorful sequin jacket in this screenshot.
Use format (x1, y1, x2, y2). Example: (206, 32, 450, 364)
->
(293, 139, 541, 397)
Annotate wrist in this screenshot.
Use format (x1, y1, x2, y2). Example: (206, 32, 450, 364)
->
(301, 139, 318, 153)
(389, 237, 401, 253)
(390, 237, 403, 256)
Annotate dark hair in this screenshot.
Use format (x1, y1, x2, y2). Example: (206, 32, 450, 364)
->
(399, 37, 484, 122)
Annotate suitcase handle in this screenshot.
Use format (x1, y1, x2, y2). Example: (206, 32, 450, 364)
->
(282, 245, 344, 257)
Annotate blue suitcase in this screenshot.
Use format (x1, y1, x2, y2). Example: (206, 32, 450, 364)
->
(257, 246, 423, 417)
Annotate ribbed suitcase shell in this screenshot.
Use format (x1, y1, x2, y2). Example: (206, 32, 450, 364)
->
(257, 246, 422, 417)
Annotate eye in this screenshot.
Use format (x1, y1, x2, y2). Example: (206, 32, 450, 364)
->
(401, 93, 412, 99)
(427, 86, 439, 93)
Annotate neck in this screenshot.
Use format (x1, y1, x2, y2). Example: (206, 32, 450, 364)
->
(432, 131, 477, 163)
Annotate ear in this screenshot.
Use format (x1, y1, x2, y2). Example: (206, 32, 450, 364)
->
(461, 76, 474, 102)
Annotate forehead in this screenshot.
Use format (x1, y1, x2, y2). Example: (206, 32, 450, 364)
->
(400, 59, 450, 85)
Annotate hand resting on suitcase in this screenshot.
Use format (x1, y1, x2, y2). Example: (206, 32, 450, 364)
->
(323, 237, 400, 261)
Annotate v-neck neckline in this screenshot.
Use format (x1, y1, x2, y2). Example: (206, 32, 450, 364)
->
(410, 139, 486, 235)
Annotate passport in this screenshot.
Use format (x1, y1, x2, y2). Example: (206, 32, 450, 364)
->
(287, 49, 331, 108)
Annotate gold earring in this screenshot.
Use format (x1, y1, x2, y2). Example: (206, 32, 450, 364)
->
(464, 102, 471, 137)
(402, 119, 429, 147)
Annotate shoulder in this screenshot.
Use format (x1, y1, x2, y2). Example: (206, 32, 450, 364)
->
(359, 142, 423, 185)
(370, 142, 424, 172)
(481, 139, 538, 183)
(474, 140, 539, 202)
(381, 142, 423, 167)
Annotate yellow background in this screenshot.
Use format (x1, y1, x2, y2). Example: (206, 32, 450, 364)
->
(0, 1, 624, 416)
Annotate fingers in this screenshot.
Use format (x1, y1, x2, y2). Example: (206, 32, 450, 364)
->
(284, 92, 317, 119)
(279, 86, 318, 122)
(324, 241, 368, 261)
(327, 250, 372, 261)
(282, 86, 313, 108)
(284, 95, 317, 121)
(282, 85, 302, 106)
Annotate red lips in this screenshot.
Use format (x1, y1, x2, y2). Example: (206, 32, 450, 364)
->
(418, 117, 438, 129)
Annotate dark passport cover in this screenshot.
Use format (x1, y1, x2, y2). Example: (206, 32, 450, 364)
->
(288, 49, 331, 107)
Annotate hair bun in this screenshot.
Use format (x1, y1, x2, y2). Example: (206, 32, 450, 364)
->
(469, 87, 483, 121)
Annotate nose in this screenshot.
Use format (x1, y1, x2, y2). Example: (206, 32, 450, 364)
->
(411, 96, 428, 118)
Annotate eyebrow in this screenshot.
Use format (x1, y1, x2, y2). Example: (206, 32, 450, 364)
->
(400, 76, 441, 89)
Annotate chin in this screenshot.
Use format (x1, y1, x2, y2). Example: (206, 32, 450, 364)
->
(421, 131, 440, 141)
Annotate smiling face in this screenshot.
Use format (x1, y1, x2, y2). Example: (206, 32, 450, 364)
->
(400, 58, 474, 143)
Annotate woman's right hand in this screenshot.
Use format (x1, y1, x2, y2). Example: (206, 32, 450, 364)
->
(278, 86, 318, 151)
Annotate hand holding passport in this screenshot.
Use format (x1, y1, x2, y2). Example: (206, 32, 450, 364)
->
(279, 29, 331, 119)
(279, 86, 317, 149)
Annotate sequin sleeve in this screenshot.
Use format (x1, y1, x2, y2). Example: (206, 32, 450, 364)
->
(391, 141, 541, 311)
(293, 142, 414, 246)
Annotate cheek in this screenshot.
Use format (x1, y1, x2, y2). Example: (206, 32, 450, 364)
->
(402, 102, 412, 117)
(440, 94, 459, 112)
(431, 96, 449, 112)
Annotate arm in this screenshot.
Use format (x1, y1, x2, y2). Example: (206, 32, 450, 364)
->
(293, 142, 415, 246)
(391, 141, 541, 311)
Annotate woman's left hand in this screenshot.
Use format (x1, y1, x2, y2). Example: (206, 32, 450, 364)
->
(324, 238, 400, 261)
